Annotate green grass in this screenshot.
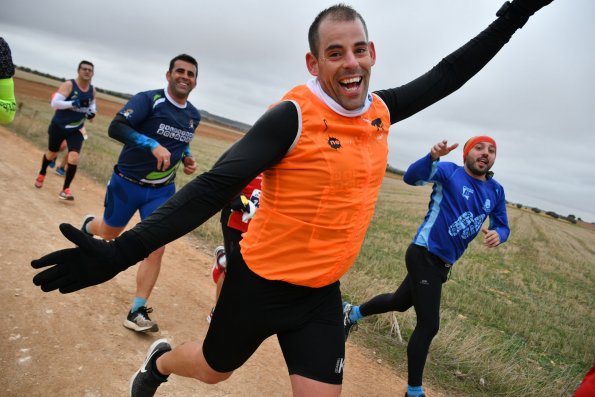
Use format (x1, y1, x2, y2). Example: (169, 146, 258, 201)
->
(9, 92, 594, 397)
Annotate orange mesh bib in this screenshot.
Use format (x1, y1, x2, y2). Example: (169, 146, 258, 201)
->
(241, 84, 390, 287)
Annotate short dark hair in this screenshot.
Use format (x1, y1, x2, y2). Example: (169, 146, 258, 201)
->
(78, 60, 94, 71)
(308, 4, 368, 58)
(169, 54, 198, 74)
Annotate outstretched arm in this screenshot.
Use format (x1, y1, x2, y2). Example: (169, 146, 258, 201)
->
(130, 101, 299, 252)
(375, 0, 553, 124)
(403, 140, 458, 185)
(31, 101, 300, 293)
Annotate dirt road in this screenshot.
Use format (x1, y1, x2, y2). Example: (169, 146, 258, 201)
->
(0, 77, 446, 396)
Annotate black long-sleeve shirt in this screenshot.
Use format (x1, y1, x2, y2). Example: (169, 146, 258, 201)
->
(118, 7, 529, 263)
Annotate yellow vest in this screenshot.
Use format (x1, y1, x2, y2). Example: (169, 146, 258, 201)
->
(241, 84, 390, 287)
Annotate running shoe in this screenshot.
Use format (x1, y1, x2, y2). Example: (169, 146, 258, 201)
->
(48, 160, 56, 168)
(34, 174, 45, 188)
(129, 338, 171, 397)
(342, 302, 358, 341)
(211, 245, 226, 283)
(81, 214, 95, 237)
(55, 166, 65, 177)
(404, 394, 426, 397)
(123, 306, 159, 332)
(58, 188, 74, 201)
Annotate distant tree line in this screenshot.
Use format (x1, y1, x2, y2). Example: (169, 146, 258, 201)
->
(513, 203, 585, 224)
(386, 164, 404, 176)
(17, 65, 133, 100)
(198, 109, 252, 132)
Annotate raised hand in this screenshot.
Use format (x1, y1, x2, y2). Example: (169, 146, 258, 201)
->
(430, 140, 459, 160)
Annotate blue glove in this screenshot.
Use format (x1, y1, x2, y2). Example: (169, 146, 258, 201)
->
(31, 224, 143, 293)
(71, 98, 81, 108)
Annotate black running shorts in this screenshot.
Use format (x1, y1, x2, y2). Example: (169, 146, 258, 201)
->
(47, 122, 84, 153)
(202, 247, 345, 385)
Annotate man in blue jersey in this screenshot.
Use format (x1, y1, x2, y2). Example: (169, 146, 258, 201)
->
(343, 136, 510, 397)
(34, 60, 97, 200)
(80, 54, 200, 332)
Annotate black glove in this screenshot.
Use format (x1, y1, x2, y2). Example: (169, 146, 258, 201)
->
(513, 0, 554, 15)
(71, 98, 81, 108)
(86, 110, 96, 120)
(230, 194, 251, 213)
(497, 0, 554, 28)
(31, 224, 139, 293)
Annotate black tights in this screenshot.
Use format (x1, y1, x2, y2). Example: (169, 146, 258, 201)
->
(359, 244, 450, 386)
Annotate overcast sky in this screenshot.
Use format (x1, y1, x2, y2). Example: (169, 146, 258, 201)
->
(2, 0, 594, 222)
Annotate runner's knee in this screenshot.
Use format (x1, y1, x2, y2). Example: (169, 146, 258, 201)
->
(198, 370, 233, 384)
(67, 151, 79, 164)
(97, 222, 124, 240)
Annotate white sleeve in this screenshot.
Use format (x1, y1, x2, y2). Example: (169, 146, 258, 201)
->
(50, 93, 74, 110)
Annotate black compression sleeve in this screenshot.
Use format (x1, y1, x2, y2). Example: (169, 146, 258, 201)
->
(108, 114, 138, 145)
(117, 100, 300, 256)
(375, 4, 531, 124)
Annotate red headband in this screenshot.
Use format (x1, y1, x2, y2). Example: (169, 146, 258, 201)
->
(463, 136, 496, 161)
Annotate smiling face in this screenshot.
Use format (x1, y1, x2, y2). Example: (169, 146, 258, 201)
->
(166, 60, 197, 103)
(306, 17, 376, 111)
(464, 141, 497, 180)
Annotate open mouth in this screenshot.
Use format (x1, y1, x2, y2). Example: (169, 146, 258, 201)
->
(339, 76, 362, 92)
